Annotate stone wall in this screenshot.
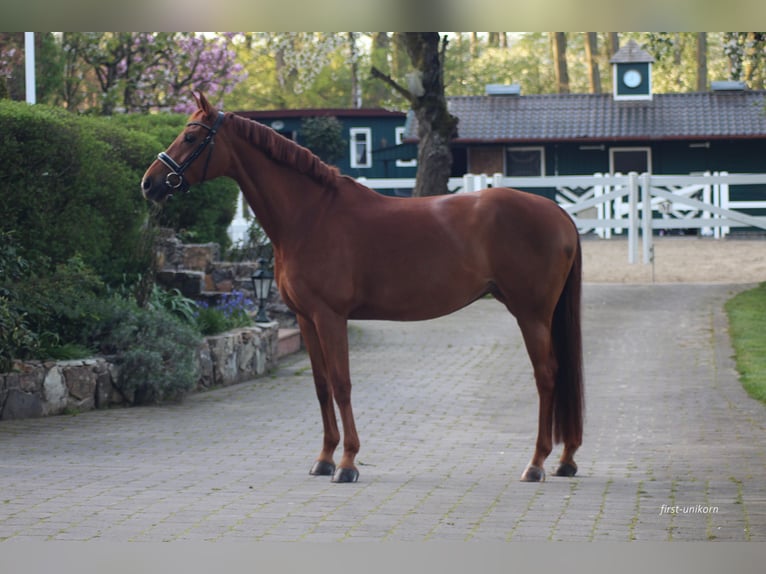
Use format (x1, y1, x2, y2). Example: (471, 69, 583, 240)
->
(0, 323, 279, 421)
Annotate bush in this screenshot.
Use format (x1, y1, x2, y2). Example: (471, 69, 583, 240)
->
(300, 115, 346, 164)
(0, 231, 40, 370)
(87, 295, 201, 404)
(0, 100, 155, 284)
(0, 296, 39, 372)
(195, 290, 256, 335)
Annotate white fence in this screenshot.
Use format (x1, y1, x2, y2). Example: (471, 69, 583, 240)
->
(356, 172, 766, 264)
(228, 172, 766, 263)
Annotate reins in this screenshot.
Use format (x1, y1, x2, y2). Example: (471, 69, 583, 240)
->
(157, 110, 225, 194)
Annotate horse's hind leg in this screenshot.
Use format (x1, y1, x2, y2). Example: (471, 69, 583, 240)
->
(516, 316, 557, 482)
(299, 315, 341, 477)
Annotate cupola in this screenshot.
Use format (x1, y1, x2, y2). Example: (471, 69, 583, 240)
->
(610, 39, 654, 101)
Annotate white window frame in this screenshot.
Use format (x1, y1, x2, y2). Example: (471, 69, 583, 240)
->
(350, 127, 372, 169)
(609, 147, 652, 175)
(395, 126, 417, 168)
(504, 146, 545, 177)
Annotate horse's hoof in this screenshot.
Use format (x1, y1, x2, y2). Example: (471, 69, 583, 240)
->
(332, 466, 359, 483)
(310, 460, 336, 476)
(520, 464, 546, 482)
(554, 462, 578, 477)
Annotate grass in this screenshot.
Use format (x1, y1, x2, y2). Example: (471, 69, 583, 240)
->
(725, 282, 766, 404)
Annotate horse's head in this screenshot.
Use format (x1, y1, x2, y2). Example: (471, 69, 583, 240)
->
(141, 92, 228, 203)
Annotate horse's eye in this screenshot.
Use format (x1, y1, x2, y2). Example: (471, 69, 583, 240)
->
(184, 133, 196, 143)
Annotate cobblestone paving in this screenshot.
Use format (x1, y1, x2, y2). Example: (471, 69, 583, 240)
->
(1, 284, 764, 542)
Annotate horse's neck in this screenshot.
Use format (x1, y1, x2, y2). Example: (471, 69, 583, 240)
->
(229, 149, 330, 247)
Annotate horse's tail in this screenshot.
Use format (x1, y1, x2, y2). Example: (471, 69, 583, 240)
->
(551, 233, 584, 446)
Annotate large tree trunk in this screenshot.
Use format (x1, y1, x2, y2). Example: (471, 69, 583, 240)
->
(585, 32, 601, 94)
(551, 32, 570, 94)
(697, 32, 708, 91)
(371, 32, 458, 197)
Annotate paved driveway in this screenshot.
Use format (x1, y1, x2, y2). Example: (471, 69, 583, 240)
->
(1, 284, 764, 542)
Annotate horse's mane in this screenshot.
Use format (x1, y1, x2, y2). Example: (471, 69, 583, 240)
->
(229, 112, 340, 188)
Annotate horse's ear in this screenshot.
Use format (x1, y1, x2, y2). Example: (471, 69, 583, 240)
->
(192, 91, 214, 115)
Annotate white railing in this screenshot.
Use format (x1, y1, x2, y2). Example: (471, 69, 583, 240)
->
(228, 173, 766, 263)
(356, 172, 766, 264)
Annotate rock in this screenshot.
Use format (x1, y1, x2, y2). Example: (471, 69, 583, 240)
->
(2, 389, 43, 420)
(42, 366, 68, 416)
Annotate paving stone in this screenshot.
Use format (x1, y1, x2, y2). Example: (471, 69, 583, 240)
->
(0, 284, 764, 542)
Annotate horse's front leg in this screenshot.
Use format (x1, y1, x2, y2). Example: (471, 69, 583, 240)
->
(298, 315, 340, 478)
(302, 311, 360, 483)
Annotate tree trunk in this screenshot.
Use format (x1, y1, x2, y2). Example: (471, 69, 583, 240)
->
(697, 32, 708, 91)
(348, 32, 362, 108)
(400, 33, 457, 197)
(372, 33, 458, 197)
(608, 33, 619, 58)
(585, 32, 601, 94)
(551, 32, 570, 94)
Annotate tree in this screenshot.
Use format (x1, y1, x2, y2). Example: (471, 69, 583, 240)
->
(0, 33, 63, 105)
(551, 32, 570, 94)
(585, 32, 601, 94)
(51, 33, 246, 115)
(300, 116, 346, 164)
(724, 32, 766, 89)
(372, 33, 458, 197)
(697, 33, 708, 91)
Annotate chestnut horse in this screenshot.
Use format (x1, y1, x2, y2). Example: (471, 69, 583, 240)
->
(141, 93, 584, 483)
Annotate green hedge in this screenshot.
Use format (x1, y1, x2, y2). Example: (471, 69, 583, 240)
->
(0, 101, 155, 283)
(1, 103, 240, 284)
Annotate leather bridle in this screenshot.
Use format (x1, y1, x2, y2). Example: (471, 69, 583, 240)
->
(156, 110, 225, 194)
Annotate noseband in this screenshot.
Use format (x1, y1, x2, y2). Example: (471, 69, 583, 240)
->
(157, 110, 225, 193)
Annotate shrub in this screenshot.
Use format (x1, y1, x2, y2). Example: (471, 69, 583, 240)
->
(300, 116, 346, 164)
(0, 296, 39, 372)
(87, 295, 201, 404)
(196, 290, 255, 335)
(0, 100, 155, 285)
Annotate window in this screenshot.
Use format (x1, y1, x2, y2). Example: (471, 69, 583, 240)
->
(395, 127, 417, 168)
(610, 147, 651, 174)
(505, 147, 545, 176)
(350, 127, 372, 169)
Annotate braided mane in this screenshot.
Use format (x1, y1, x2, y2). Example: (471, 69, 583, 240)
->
(229, 112, 340, 188)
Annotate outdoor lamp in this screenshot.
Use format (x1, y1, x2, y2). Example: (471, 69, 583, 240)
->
(251, 258, 274, 323)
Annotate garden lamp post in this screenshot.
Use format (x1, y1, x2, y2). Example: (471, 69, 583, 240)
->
(251, 258, 274, 323)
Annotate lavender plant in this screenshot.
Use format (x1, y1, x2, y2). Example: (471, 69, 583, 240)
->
(196, 290, 256, 335)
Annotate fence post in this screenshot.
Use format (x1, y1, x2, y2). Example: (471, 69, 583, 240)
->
(641, 172, 653, 265)
(628, 172, 638, 264)
(701, 171, 712, 237)
(595, 173, 605, 239)
(492, 173, 505, 188)
(462, 174, 475, 193)
(720, 171, 730, 237)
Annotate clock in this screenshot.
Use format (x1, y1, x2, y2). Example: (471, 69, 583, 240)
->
(623, 69, 642, 88)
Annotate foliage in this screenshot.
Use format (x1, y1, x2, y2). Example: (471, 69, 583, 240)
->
(146, 285, 199, 326)
(195, 291, 256, 336)
(300, 116, 346, 164)
(0, 232, 103, 369)
(725, 283, 766, 404)
(0, 100, 154, 284)
(86, 295, 200, 404)
(0, 33, 64, 105)
(0, 296, 39, 372)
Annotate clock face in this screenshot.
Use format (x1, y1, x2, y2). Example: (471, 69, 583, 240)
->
(623, 69, 642, 89)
